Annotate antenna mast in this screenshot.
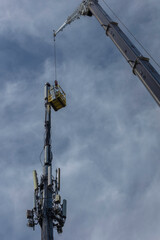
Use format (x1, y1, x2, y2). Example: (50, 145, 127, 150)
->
(27, 82, 67, 239)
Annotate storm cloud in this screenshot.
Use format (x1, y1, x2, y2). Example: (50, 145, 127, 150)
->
(0, 0, 160, 240)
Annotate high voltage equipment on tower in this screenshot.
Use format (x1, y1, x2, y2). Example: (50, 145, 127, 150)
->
(26, 81, 67, 240)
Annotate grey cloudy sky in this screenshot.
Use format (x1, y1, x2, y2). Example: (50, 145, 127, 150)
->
(0, 0, 160, 240)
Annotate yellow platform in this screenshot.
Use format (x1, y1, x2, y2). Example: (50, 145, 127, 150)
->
(48, 85, 66, 111)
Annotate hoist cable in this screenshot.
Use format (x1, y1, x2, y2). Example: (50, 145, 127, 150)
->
(53, 31, 58, 81)
(101, 0, 160, 70)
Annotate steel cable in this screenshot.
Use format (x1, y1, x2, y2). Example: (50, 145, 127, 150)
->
(53, 31, 58, 82)
(101, 0, 160, 70)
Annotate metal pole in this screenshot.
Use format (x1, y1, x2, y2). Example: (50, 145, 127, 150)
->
(26, 82, 67, 238)
(41, 82, 53, 240)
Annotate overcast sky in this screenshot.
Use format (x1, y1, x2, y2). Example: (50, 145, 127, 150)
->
(0, 0, 160, 240)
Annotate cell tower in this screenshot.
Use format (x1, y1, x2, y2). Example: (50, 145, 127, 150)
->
(26, 82, 67, 240)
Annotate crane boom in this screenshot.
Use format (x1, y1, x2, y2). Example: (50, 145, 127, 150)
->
(55, 0, 160, 106)
(54, 1, 88, 36)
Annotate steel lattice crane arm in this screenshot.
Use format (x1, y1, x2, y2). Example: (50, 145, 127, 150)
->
(55, 0, 160, 106)
(54, 1, 89, 36)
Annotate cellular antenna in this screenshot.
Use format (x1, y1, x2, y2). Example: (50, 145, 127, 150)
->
(26, 81, 67, 239)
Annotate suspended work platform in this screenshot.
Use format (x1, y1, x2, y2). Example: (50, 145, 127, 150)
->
(48, 82, 66, 111)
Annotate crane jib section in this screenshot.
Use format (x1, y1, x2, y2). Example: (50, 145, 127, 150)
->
(88, 1, 160, 106)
